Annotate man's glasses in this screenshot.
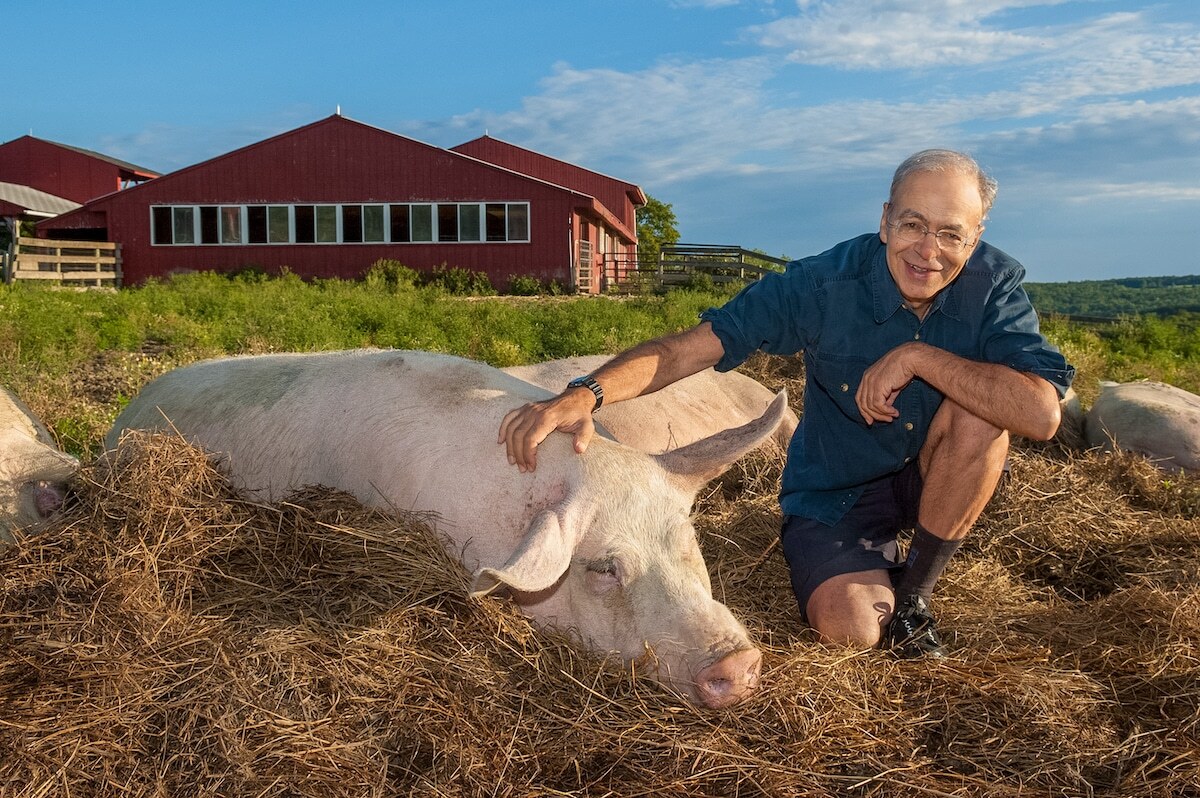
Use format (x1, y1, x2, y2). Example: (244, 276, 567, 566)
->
(887, 219, 976, 255)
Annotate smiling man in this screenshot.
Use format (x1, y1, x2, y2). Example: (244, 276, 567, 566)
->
(499, 149, 1074, 657)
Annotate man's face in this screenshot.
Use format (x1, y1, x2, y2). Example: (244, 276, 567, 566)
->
(879, 169, 985, 319)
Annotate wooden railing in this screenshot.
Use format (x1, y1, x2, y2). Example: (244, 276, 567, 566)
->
(602, 244, 788, 292)
(3, 237, 121, 287)
(657, 244, 787, 285)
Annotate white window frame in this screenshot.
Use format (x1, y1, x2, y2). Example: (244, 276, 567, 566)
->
(150, 201, 531, 245)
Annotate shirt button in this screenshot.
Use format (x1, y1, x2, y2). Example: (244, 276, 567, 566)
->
(904, 457, 912, 463)
(914, 332, 921, 340)
(840, 383, 849, 392)
(904, 422, 914, 431)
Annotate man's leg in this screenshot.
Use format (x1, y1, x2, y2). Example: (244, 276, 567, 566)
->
(804, 399, 1009, 651)
(915, 397, 1009, 546)
(806, 569, 894, 648)
(883, 398, 1010, 655)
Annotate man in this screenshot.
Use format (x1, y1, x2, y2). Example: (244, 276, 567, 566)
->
(498, 150, 1074, 657)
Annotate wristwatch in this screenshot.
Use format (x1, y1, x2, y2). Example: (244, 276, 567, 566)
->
(566, 375, 604, 412)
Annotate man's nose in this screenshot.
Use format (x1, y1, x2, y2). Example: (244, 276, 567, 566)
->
(916, 231, 941, 259)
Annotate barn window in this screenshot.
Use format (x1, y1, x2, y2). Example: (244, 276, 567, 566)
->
(485, 204, 507, 242)
(246, 206, 267, 244)
(268, 206, 289, 243)
(363, 205, 385, 242)
(151, 207, 172, 245)
(410, 204, 433, 242)
(199, 206, 219, 244)
(316, 206, 338, 243)
(507, 203, 529, 241)
(295, 205, 315, 243)
(221, 207, 242, 244)
(390, 204, 410, 242)
(459, 204, 481, 242)
(172, 207, 196, 244)
(343, 205, 363, 243)
(437, 204, 459, 242)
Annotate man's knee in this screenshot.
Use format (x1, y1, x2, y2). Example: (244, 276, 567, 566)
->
(805, 571, 894, 649)
(927, 399, 1010, 453)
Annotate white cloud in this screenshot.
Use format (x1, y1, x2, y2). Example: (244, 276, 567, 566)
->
(749, 0, 1064, 69)
(1081, 182, 1200, 203)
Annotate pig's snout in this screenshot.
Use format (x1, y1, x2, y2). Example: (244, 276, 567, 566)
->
(694, 647, 762, 709)
(33, 482, 66, 518)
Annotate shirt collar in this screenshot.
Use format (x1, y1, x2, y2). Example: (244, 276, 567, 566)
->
(870, 242, 963, 323)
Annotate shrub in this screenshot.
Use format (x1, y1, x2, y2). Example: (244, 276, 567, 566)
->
(506, 275, 544, 296)
(423, 264, 495, 296)
(364, 259, 421, 292)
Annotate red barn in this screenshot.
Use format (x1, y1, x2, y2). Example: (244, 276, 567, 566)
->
(0, 135, 158, 205)
(39, 115, 644, 292)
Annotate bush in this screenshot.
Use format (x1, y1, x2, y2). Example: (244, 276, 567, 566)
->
(506, 275, 544, 296)
(423, 264, 495, 296)
(364, 259, 420, 292)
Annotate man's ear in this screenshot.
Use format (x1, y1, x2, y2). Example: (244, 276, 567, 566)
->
(879, 202, 892, 242)
(969, 224, 985, 251)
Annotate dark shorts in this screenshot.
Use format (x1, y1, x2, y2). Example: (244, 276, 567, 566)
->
(780, 461, 924, 621)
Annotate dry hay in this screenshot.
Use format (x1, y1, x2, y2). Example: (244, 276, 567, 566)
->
(2, 414, 1199, 795)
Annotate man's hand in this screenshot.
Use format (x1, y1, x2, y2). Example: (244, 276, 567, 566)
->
(856, 343, 924, 425)
(498, 387, 597, 473)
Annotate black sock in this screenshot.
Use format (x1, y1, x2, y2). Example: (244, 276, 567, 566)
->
(895, 525, 962, 603)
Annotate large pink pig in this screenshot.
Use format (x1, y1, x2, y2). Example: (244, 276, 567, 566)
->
(504, 354, 798, 454)
(1085, 380, 1200, 473)
(107, 350, 789, 708)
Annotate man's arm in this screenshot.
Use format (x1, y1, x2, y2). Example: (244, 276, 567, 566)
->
(855, 342, 1061, 441)
(498, 322, 726, 471)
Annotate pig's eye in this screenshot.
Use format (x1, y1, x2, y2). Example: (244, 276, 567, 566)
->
(587, 558, 618, 576)
(584, 557, 623, 589)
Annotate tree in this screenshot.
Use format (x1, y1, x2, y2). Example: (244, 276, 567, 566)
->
(636, 195, 680, 267)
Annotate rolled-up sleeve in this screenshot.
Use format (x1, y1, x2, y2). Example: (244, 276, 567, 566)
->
(700, 267, 817, 373)
(982, 265, 1076, 397)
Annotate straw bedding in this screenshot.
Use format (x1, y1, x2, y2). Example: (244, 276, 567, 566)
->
(2, 359, 1198, 797)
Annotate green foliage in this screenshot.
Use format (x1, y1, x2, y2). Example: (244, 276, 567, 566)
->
(423, 264, 495, 296)
(364, 259, 421, 293)
(1027, 275, 1200, 317)
(505, 274, 545, 296)
(636, 195, 680, 267)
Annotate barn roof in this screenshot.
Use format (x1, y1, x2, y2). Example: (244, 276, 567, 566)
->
(0, 181, 81, 217)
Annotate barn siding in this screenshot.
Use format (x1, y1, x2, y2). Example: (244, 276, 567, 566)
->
(0, 136, 152, 205)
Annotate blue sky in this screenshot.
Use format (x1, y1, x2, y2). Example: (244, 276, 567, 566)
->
(6, 0, 1199, 283)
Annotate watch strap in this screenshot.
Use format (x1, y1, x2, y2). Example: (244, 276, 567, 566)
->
(567, 375, 604, 412)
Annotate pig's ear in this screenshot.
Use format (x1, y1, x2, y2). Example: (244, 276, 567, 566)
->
(654, 390, 789, 494)
(2, 434, 80, 483)
(470, 509, 577, 597)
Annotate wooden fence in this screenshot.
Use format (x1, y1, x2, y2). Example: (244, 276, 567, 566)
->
(3, 237, 121, 287)
(602, 244, 788, 292)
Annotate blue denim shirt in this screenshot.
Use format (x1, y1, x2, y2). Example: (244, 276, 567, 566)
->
(700, 233, 1075, 525)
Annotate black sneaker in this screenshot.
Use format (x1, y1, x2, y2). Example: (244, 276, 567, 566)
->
(885, 594, 949, 658)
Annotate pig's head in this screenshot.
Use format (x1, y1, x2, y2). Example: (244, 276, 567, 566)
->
(472, 391, 789, 708)
(0, 430, 80, 542)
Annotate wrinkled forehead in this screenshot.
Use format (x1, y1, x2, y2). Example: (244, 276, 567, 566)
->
(889, 169, 985, 228)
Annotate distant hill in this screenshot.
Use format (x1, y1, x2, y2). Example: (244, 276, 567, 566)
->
(1025, 274, 1200, 318)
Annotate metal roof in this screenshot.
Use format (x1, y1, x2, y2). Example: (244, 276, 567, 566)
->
(0, 181, 81, 217)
